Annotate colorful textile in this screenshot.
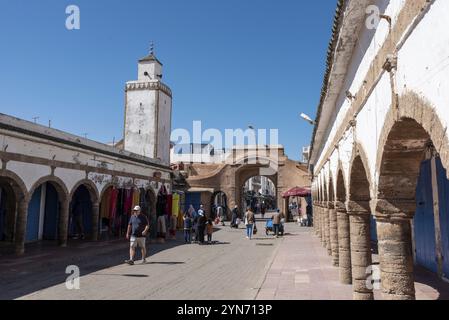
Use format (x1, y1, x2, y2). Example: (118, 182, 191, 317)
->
(100, 187, 112, 219)
(123, 189, 133, 216)
(172, 193, 180, 217)
(132, 188, 140, 210)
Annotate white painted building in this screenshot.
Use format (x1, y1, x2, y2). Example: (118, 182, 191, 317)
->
(309, 0, 449, 300)
(0, 51, 173, 255)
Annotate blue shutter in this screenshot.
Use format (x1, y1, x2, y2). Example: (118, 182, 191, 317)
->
(436, 157, 449, 278)
(26, 186, 42, 242)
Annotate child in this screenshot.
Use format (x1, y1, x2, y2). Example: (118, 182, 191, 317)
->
(206, 219, 214, 244)
(183, 214, 192, 243)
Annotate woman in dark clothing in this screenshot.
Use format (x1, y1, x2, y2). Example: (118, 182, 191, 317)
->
(197, 214, 207, 244)
(231, 205, 239, 228)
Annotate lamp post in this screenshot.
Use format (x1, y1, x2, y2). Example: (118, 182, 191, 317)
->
(300, 113, 316, 125)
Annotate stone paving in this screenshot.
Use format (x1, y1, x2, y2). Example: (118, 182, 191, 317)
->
(256, 223, 449, 300)
(1, 220, 448, 300)
(8, 221, 280, 300)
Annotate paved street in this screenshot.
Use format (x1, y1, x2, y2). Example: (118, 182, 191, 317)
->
(1, 220, 448, 300)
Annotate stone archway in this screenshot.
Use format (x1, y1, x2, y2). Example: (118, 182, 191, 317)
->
(0, 170, 28, 254)
(375, 116, 434, 300)
(70, 180, 100, 241)
(348, 150, 374, 300)
(336, 168, 351, 284)
(24, 176, 70, 250)
(235, 166, 278, 215)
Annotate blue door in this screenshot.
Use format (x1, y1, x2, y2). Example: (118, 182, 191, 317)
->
(43, 183, 59, 240)
(436, 157, 449, 278)
(414, 160, 438, 273)
(26, 186, 42, 242)
(185, 192, 201, 212)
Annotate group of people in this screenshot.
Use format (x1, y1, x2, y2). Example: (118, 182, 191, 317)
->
(123, 203, 286, 265)
(182, 205, 215, 245)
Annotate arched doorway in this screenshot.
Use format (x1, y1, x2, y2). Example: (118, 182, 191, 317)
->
(0, 173, 27, 247)
(211, 191, 228, 219)
(26, 180, 68, 243)
(348, 154, 373, 300)
(375, 117, 439, 300)
(69, 184, 98, 240)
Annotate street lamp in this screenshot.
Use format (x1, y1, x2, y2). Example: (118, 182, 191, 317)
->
(300, 113, 316, 125)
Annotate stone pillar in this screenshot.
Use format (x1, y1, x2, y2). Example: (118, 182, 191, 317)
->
(14, 198, 29, 255)
(320, 203, 325, 246)
(58, 198, 70, 247)
(325, 204, 331, 255)
(336, 201, 352, 284)
(375, 201, 415, 300)
(348, 201, 373, 300)
(329, 202, 339, 266)
(91, 202, 100, 241)
(314, 202, 321, 237)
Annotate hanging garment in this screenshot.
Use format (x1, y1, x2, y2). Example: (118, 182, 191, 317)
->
(100, 187, 112, 219)
(172, 193, 180, 217)
(166, 194, 173, 219)
(109, 188, 119, 222)
(157, 215, 166, 238)
(139, 188, 147, 214)
(123, 189, 133, 216)
(132, 188, 140, 210)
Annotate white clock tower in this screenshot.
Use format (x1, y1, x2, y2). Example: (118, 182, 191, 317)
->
(123, 49, 172, 165)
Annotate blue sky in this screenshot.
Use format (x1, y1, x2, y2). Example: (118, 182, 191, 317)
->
(0, 0, 336, 161)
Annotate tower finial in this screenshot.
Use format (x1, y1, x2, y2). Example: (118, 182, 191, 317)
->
(150, 41, 154, 55)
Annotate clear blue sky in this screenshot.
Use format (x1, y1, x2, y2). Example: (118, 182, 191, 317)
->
(0, 0, 336, 161)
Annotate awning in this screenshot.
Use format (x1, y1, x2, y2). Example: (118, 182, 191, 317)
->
(282, 186, 311, 198)
(187, 187, 215, 193)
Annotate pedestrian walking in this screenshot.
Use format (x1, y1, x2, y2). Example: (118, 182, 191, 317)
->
(272, 209, 283, 238)
(206, 219, 214, 244)
(244, 208, 255, 240)
(197, 211, 207, 244)
(261, 202, 266, 219)
(183, 213, 192, 243)
(125, 206, 149, 265)
(231, 205, 239, 228)
(217, 205, 226, 226)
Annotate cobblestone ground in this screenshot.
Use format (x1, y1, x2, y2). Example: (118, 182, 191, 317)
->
(1, 220, 448, 300)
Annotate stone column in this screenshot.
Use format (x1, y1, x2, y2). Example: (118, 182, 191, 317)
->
(375, 200, 415, 300)
(320, 203, 325, 246)
(14, 198, 29, 255)
(314, 201, 321, 237)
(325, 204, 331, 255)
(91, 202, 100, 241)
(336, 201, 352, 284)
(348, 201, 373, 300)
(329, 202, 339, 266)
(58, 199, 70, 247)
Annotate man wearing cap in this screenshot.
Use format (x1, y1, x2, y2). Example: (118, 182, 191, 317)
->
(125, 206, 149, 265)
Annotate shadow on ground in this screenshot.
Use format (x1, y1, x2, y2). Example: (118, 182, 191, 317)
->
(0, 231, 187, 300)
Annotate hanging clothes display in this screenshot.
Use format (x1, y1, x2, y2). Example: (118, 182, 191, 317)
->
(114, 189, 124, 236)
(132, 188, 140, 210)
(109, 188, 119, 230)
(100, 187, 112, 219)
(123, 189, 133, 216)
(139, 188, 147, 215)
(156, 185, 168, 239)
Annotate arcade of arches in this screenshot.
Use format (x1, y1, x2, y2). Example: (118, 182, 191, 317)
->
(313, 116, 449, 300)
(0, 175, 166, 255)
